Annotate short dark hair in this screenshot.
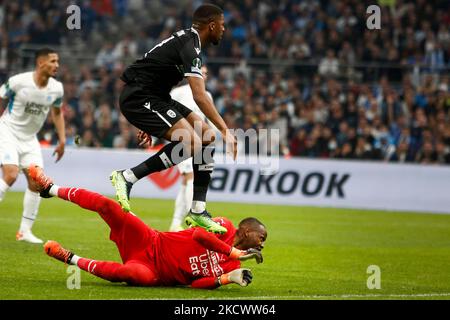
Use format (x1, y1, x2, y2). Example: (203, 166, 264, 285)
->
(35, 47, 57, 63)
(193, 3, 223, 25)
(239, 217, 265, 230)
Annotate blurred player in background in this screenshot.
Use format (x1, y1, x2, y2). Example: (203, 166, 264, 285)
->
(169, 65, 218, 231)
(0, 48, 65, 244)
(30, 165, 266, 289)
(110, 3, 237, 235)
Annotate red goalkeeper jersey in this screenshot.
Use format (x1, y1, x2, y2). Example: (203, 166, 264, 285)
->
(149, 217, 240, 286)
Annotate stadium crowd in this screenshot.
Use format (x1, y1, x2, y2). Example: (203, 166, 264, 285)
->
(1, 0, 449, 164)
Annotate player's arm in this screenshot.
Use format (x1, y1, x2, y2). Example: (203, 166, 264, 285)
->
(192, 227, 263, 263)
(0, 78, 14, 113)
(51, 105, 66, 162)
(188, 76, 227, 134)
(188, 76, 237, 159)
(181, 37, 237, 158)
(205, 91, 219, 132)
(190, 269, 253, 289)
(0, 97, 4, 114)
(190, 276, 219, 289)
(192, 226, 232, 254)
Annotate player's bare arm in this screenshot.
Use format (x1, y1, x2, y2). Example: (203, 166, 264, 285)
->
(51, 106, 65, 162)
(137, 130, 152, 147)
(188, 76, 237, 159)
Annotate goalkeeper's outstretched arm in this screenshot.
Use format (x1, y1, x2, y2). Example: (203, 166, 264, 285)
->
(190, 268, 253, 289)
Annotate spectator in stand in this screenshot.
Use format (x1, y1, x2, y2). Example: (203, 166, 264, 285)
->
(95, 42, 117, 71)
(318, 49, 339, 77)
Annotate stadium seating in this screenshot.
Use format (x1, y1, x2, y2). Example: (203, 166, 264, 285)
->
(1, 0, 449, 164)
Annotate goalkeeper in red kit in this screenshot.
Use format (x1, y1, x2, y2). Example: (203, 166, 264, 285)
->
(28, 165, 266, 289)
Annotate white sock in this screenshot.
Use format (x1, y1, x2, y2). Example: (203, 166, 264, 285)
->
(171, 179, 193, 229)
(191, 200, 206, 214)
(171, 184, 187, 230)
(70, 254, 80, 266)
(49, 184, 60, 196)
(0, 178, 9, 201)
(185, 179, 193, 213)
(123, 169, 138, 184)
(19, 189, 41, 232)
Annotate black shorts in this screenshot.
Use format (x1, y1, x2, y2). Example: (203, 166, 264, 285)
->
(119, 84, 192, 138)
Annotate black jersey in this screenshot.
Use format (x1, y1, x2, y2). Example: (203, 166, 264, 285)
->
(120, 28, 204, 100)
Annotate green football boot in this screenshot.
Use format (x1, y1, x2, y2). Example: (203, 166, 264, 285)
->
(110, 170, 133, 212)
(185, 210, 227, 234)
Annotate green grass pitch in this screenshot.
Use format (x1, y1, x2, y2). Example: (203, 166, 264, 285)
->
(1, 191, 450, 300)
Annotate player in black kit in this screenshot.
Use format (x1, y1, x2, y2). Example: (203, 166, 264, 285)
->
(110, 3, 236, 234)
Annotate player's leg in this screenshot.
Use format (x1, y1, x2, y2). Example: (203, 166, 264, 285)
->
(29, 164, 158, 260)
(0, 176, 9, 201)
(33, 166, 160, 286)
(0, 164, 19, 201)
(29, 164, 157, 263)
(170, 164, 193, 231)
(0, 134, 42, 244)
(17, 142, 47, 244)
(16, 172, 43, 243)
(111, 92, 200, 211)
(114, 94, 225, 233)
(44, 241, 159, 286)
(164, 100, 226, 233)
(111, 117, 198, 211)
(0, 131, 20, 201)
(125, 117, 200, 179)
(185, 111, 216, 213)
(77, 260, 159, 286)
(182, 111, 225, 232)
(28, 165, 126, 233)
(59, 187, 128, 232)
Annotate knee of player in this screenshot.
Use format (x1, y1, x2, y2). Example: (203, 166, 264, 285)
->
(27, 182, 40, 193)
(202, 130, 216, 144)
(190, 136, 203, 155)
(182, 172, 194, 184)
(91, 195, 122, 215)
(118, 266, 136, 283)
(98, 195, 121, 213)
(122, 264, 158, 286)
(3, 169, 19, 185)
(5, 175, 18, 186)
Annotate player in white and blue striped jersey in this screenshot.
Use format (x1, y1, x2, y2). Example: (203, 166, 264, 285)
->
(0, 48, 66, 244)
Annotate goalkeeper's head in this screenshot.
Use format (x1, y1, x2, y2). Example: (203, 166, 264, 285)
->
(233, 218, 267, 251)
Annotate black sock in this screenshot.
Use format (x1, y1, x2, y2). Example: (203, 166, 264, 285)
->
(192, 144, 215, 203)
(131, 141, 189, 179)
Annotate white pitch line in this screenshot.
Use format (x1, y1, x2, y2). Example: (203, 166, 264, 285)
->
(126, 293, 450, 301)
(208, 293, 450, 300)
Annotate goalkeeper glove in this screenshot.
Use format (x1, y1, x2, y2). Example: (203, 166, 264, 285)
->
(229, 247, 263, 264)
(219, 268, 253, 287)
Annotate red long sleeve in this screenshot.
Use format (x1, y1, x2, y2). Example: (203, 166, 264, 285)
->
(190, 276, 219, 289)
(192, 227, 232, 255)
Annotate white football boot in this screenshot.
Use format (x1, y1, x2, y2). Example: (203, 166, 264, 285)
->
(16, 230, 44, 244)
